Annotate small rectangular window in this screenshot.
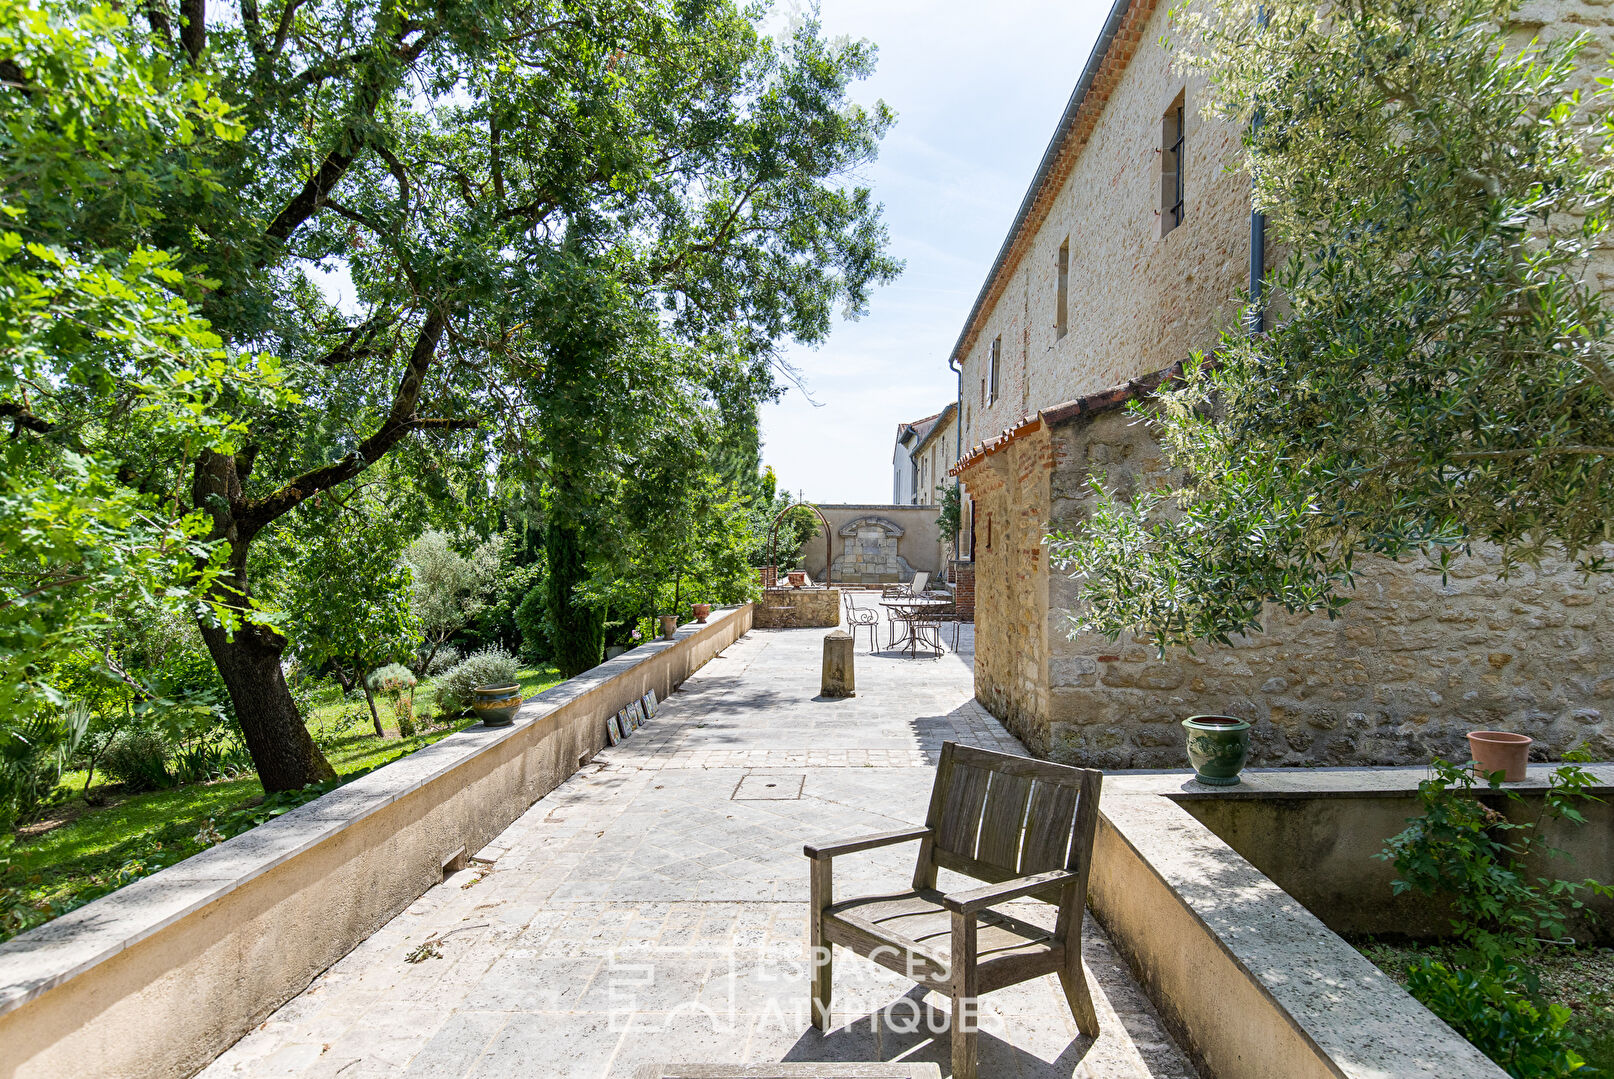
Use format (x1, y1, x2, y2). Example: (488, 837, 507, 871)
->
(1161, 92, 1186, 236)
(988, 337, 1001, 404)
(1055, 239, 1069, 339)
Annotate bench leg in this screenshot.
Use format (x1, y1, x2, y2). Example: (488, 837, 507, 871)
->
(950, 993, 978, 1079)
(1059, 966, 1100, 1038)
(809, 858, 832, 1030)
(951, 913, 979, 1079)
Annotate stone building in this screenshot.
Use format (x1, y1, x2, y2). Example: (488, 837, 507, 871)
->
(949, 0, 1614, 767)
(891, 406, 954, 505)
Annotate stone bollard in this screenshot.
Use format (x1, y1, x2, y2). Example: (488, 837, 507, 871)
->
(821, 630, 855, 698)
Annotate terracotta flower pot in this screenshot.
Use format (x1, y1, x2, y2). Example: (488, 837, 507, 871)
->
(471, 683, 521, 727)
(788, 571, 807, 588)
(659, 614, 678, 640)
(1468, 730, 1533, 782)
(692, 603, 711, 623)
(1182, 714, 1252, 786)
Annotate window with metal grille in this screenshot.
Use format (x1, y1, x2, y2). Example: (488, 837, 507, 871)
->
(1161, 93, 1186, 236)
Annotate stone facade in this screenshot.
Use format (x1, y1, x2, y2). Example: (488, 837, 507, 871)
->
(952, 0, 1253, 459)
(800, 504, 946, 582)
(829, 516, 915, 584)
(958, 404, 1614, 769)
(946, 0, 1614, 768)
(892, 408, 952, 505)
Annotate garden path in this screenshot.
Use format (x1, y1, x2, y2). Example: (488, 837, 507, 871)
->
(200, 596, 1198, 1078)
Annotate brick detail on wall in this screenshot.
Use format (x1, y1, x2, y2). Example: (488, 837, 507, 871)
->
(951, 561, 975, 621)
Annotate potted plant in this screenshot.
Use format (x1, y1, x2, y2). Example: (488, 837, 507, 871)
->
(471, 683, 522, 727)
(1468, 730, 1532, 782)
(1182, 714, 1252, 785)
(659, 613, 679, 639)
(692, 602, 712, 623)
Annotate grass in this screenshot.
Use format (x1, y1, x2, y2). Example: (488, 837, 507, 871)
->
(0, 664, 562, 941)
(1355, 937, 1614, 1072)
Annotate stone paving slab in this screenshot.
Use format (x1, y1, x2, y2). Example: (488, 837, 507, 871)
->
(200, 601, 1197, 1079)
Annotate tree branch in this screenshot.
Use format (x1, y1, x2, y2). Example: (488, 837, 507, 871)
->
(236, 310, 448, 538)
(1, 400, 52, 435)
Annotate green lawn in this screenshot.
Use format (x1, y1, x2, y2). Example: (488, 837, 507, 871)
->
(0, 664, 562, 941)
(1355, 938, 1614, 1072)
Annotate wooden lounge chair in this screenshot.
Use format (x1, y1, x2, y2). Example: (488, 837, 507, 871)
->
(804, 743, 1102, 1079)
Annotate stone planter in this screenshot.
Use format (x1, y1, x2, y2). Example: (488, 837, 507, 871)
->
(1468, 730, 1532, 782)
(692, 603, 712, 623)
(1183, 715, 1251, 786)
(659, 614, 679, 639)
(471, 683, 522, 727)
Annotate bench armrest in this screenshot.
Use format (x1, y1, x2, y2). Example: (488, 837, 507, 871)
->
(803, 827, 931, 860)
(941, 869, 1079, 915)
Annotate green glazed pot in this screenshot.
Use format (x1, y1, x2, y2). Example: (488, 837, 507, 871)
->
(472, 683, 522, 727)
(1182, 715, 1252, 785)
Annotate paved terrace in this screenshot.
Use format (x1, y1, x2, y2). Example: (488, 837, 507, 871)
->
(202, 598, 1198, 1078)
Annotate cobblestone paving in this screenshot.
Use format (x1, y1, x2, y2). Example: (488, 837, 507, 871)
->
(201, 599, 1198, 1078)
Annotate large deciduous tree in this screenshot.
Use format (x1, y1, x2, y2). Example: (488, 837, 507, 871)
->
(12, 0, 896, 790)
(1050, 0, 1614, 651)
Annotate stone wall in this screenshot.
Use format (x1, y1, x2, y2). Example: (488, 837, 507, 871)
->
(753, 587, 841, 629)
(799, 504, 945, 581)
(0, 607, 753, 1079)
(960, 407, 1614, 769)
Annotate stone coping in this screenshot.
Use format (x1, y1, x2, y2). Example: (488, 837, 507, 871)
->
(0, 607, 749, 1021)
(1103, 761, 1614, 799)
(1096, 791, 1507, 1078)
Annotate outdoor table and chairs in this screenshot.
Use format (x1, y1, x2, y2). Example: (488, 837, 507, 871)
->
(879, 595, 949, 658)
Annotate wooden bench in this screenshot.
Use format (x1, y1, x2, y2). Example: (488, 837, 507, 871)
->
(804, 742, 1103, 1079)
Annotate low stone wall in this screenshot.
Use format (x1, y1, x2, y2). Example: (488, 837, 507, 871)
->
(0, 605, 752, 1079)
(1093, 783, 1508, 1079)
(1139, 764, 1614, 942)
(754, 587, 841, 629)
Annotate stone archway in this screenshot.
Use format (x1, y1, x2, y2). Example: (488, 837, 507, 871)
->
(831, 515, 916, 584)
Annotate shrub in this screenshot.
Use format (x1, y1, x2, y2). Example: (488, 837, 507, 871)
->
(1405, 960, 1585, 1079)
(102, 731, 172, 791)
(514, 583, 551, 662)
(367, 664, 418, 737)
(424, 646, 462, 677)
(433, 646, 519, 716)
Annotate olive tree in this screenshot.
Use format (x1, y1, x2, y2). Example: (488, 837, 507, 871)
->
(1050, 0, 1614, 650)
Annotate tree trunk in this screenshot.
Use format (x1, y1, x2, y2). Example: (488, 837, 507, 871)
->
(199, 619, 336, 792)
(360, 675, 385, 738)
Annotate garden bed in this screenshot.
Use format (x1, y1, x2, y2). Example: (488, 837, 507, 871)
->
(1354, 938, 1614, 1072)
(0, 665, 561, 943)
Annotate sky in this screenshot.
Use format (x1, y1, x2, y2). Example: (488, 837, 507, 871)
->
(759, 0, 1112, 504)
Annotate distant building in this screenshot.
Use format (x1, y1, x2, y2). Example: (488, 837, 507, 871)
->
(890, 408, 952, 504)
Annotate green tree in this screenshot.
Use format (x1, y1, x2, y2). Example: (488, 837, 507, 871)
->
(1050, 0, 1614, 650)
(403, 531, 499, 675)
(160, 1, 892, 785)
(0, 0, 282, 732)
(274, 495, 418, 742)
